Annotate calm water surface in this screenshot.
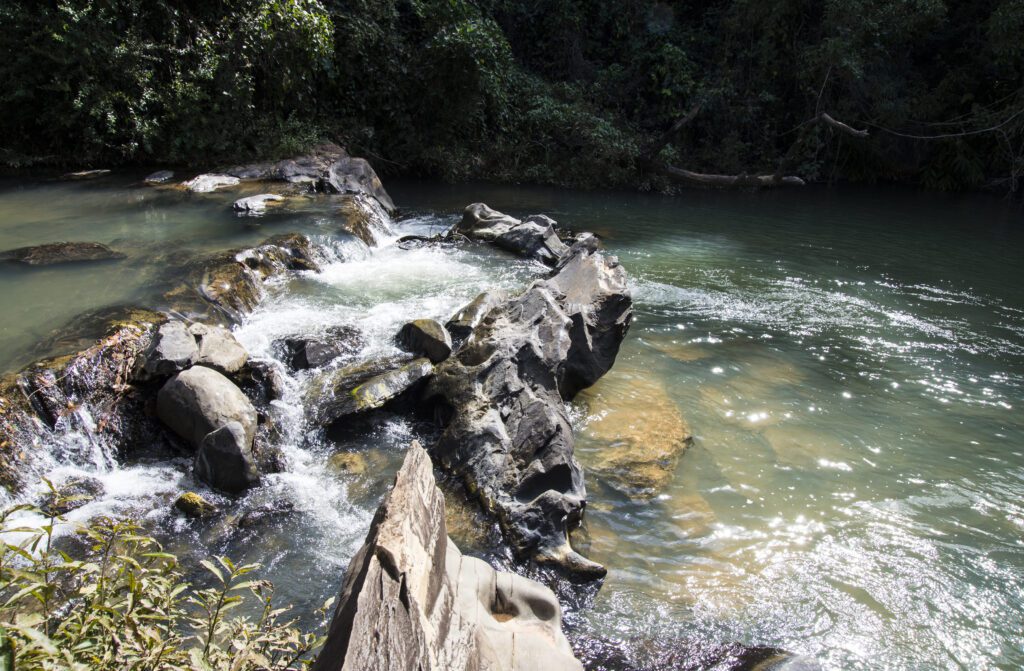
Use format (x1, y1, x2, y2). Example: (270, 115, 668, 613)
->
(1, 174, 1022, 669)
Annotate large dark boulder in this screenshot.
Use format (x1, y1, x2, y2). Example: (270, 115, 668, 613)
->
(444, 290, 508, 350)
(313, 442, 582, 671)
(279, 325, 364, 370)
(424, 239, 632, 579)
(0, 242, 126, 266)
(457, 203, 569, 265)
(194, 421, 260, 494)
(156, 366, 257, 451)
(396, 319, 452, 363)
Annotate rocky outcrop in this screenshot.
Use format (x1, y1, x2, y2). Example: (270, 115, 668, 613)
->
(183, 174, 240, 193)
(0, 308, 167, 493)
(396, 319, 452, 363)
(457, 204, 569, 265)
(337, 193, 395, 246)
(233, 194, 284, 213)
(0, 242, 126, 266)
(226, 143, 395, 214)
(313, 442, 582, 671)
(424, 238, 632, 578)
(444, 290, 508, 350)
(166, 233, 326, 322)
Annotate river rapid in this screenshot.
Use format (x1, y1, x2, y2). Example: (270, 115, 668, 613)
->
(1, 174, 1022, 670)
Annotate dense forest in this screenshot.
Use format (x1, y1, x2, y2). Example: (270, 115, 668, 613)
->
(2, 0, 1022, 192)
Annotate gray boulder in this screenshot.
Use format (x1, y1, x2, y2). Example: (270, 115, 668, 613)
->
(279, 325, 364, 370)
(137, 321, 199, 379)
(183, 173, 240, 193)
(457, 203, 569, 265)
(144, 170, 174, 184)
(0, 242, 126, 266)
(424, 239, 632, 579)
(194, 422, 260, 494)
(312, 442, 582, 671)
(233, 194, 284, 214)
(337, 194, 395, 246)
(189, 323, 249, 374)
(156, 366, 257, 451)
(396, 319, 452, 363)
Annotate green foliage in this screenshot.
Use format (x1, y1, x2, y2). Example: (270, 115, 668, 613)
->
(0, 488, 329, 670)
(0, 0, 1021, 190)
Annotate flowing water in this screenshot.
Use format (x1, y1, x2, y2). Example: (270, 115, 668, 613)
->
(1, 173, 1022, 669)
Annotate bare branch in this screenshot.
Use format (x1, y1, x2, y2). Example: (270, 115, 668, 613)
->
(818, 112, 869, 138)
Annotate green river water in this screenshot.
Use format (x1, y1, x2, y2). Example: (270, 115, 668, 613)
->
(0, 174, 1022, 669)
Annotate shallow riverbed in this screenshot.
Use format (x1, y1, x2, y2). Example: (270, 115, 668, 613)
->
(1, 174, 1022, 669)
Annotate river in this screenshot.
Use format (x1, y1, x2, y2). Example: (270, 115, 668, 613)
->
(0, 174, 1022, 669)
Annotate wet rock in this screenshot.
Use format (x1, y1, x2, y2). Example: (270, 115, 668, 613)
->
(62, 169, 110, 179)
(445, 290, 508, 349)
(235, 359, 288, 410)
(136, 321, 198, 379)
(571, 633, 817, 671)
(580, 371, 692, 497)
(424, 240, 632, 579)
(226, 143, 395, 214)
(40, 477, 104, 516)
(328, 451, 368, 475)
(175, 491, 218, 518)
(0, 242, 126, 266)
(279, 325, 364, 370)
(396, 319, 452, 363)
(233, 194, 284, 214)
(194, 421, 260, 494)
(313, 442, 582, 671)
(144, 170, 174, 184)
(156, 366, 257, 451)
(307, 355, 433, 426)
(337, 193, 395, 246)
(169, 233, 325, 322)
(457, 203, 569, 265)
(188, 323, 248, 374)
(183, 173, 240, 193)
(0, 308, 167, 493)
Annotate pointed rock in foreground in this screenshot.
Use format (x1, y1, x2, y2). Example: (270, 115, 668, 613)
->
(313, 442, 583, 671)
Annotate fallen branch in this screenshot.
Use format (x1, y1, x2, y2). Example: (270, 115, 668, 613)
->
(818, 112, 869, 138)
(656, 165, 806, 188)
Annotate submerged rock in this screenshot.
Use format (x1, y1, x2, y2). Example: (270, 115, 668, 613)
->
(174, 491, 218, 518)
(0, 242, 126, 266)
(328, 451, 368, 475)
(144, 170, 174, 184)
(182, 173, 240, 193)
(424, 239, 632, 578)
(396, 319, 452, 363)
(457, 203, 569, 265)
(40, 476, 104, 516)
(313, 442, 582, 671)
(156, 366, 257, 451)
(233, 193, 284, 213)
(580, 370, 692, 496)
